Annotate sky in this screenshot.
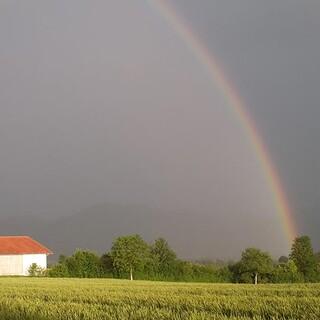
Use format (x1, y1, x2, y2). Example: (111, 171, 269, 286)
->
(0, 0, 319, 258)
(170, 0, 320, 242)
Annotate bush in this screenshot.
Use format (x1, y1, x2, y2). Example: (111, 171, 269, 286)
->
(28, 263, 45, 277)
(47, 263, 69, 277)
(48, 250, 103, 278)
(271, 260, 304, 283)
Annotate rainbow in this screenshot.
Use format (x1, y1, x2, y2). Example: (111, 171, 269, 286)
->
(147, 0, 298, 246)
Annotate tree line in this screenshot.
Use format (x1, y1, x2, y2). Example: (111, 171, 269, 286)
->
(42, 235, 320, 284)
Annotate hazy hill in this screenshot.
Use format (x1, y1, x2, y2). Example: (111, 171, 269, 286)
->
(0, 204, 209, 260)
(0, 203, 274, 260)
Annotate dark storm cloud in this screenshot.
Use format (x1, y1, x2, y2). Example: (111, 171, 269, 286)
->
(0, 0, 318, 258)
(171, 0, 320, 247)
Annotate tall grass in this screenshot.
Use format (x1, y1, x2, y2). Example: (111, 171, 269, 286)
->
(0, 278, 319, 319)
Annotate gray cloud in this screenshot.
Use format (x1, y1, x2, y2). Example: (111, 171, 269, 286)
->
(171, 0, 320, 248)
(0, 0, 318, 258)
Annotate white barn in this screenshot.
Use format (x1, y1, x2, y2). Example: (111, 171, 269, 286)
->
(0, 236, 52, 276)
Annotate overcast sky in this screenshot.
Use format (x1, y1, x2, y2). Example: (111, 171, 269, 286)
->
(170, 0, 320, 241)
(0, 1, 319, 257)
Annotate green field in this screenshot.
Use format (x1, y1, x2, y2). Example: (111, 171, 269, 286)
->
(0, 278, 320, 319)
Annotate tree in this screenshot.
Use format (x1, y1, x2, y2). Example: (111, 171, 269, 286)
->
(28, 263, 45, 277)
(65, 250, 102, 278)
(278, 256, 289, 264)
(110, 235, 150, 280)
(289, 236, 317, 281)
(100, 253, 114, 276)
(315, 252, 320, 280)
(58, 254, 67, 264)
(174, 260, 194, 281)
(48, 262, 69, 277)
(228, 261, 242, 283)
(238, 248, 273, 284)
(315, 252, 320, 264)
(271, 260, 303, 283)
(151, 238, 177, 276)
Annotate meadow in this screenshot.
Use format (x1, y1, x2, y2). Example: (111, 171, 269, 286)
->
(0, 278, 319, 320)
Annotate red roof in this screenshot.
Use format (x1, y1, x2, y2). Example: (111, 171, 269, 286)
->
(0, 236, 52, 255)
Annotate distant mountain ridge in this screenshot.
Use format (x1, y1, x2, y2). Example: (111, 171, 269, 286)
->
(0, 203, 281, 261)
(0, 203, 201, 260)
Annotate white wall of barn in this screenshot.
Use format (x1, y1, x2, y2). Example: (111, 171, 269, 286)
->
(0, 254, 47, 276)
(22, 254, 47, 275)
(0, 255, 23, 275)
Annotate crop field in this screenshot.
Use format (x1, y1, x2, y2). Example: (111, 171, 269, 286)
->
(0, 278, 319, 319)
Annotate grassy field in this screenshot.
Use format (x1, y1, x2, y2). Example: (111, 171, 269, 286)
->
(0, 278, 319, 319)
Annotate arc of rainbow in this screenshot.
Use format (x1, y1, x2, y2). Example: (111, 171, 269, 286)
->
(147, 0, 297, 246)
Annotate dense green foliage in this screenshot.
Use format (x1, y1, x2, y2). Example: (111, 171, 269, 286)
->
(290, 236, 318, 281)
(28, 263, 45, 277)
(271, 260, 303, 283)
(111, 235, 151, 280)
(0, 278, 320, 319)
(48, 250, 103, 278)
(231, 248, 273, 284)
(151, 238, 177, 276)
(47, 235, 320, 283)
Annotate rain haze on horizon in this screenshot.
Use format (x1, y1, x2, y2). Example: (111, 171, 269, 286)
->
(0, 0, 319, 259)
